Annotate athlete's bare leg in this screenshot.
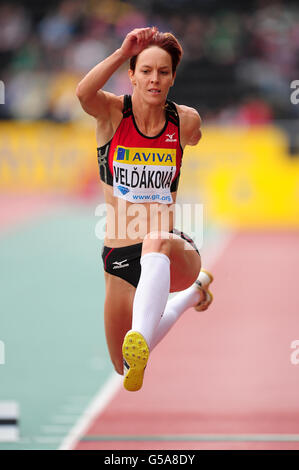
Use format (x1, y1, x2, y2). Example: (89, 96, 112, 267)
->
(103, 272, 135, 375)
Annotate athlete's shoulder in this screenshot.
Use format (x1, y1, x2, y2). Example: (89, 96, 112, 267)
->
(173, 103, 202, 147)
(175, 104, 202, 129)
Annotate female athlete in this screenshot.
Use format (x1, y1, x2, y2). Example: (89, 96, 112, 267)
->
(76, 27, 213, 391)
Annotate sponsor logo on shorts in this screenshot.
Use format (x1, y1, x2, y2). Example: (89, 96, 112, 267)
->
(112, 259, 129, 269)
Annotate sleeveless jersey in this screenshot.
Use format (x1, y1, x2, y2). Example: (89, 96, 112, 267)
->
(96, 95, 183, 204)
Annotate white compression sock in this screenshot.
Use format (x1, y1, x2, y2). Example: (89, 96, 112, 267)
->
(150, 283, 202, 351)
(131, 252, 170, 349)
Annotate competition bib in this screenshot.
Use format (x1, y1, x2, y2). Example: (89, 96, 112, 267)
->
(113, 145, 176, 204)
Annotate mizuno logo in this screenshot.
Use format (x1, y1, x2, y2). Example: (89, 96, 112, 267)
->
(165, 133, 177, 142)
(112, 259, 129, 269)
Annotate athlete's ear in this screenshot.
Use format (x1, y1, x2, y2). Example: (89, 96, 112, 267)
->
(128, 69, 136, 86)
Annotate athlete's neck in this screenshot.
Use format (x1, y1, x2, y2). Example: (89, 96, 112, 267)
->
(131, 93, 166, 136)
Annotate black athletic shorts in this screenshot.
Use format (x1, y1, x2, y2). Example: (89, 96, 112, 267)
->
(101, 228, 200, 288)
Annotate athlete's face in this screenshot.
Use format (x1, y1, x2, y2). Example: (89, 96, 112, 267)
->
(129, 46, 175, 102)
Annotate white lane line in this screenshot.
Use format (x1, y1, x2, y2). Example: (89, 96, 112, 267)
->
(57, 372, 122, 450)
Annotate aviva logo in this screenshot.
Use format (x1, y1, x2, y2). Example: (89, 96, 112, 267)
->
(114, 146, 176, 166)
(116, 147, 130, 161)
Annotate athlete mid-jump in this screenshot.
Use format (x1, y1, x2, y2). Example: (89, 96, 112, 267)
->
(76, 27, 213, 391)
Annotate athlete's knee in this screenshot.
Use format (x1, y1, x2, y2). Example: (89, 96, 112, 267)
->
(142, 231, 171, 256)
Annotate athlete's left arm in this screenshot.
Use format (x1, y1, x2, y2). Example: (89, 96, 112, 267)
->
(176, 105, 202, 147)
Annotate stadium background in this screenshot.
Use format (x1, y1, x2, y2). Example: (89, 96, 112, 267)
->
(0, 0, 298, 450)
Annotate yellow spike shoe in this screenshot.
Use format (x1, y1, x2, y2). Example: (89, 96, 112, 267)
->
(194, 269, 214, 312)
(122, 331, 149, 392)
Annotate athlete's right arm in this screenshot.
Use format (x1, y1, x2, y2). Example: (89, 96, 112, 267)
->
(75, 27, 157, 119)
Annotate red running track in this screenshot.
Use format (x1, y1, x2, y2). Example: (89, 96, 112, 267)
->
(74, 230, 299, 450)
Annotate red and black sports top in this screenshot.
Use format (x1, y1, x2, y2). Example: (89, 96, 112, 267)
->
(96, 95, 183, 204)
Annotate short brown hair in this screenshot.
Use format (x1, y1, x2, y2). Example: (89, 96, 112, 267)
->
(129, 31, 183, 75)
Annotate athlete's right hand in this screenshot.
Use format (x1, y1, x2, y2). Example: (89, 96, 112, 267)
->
(119, 27, 158, 59)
